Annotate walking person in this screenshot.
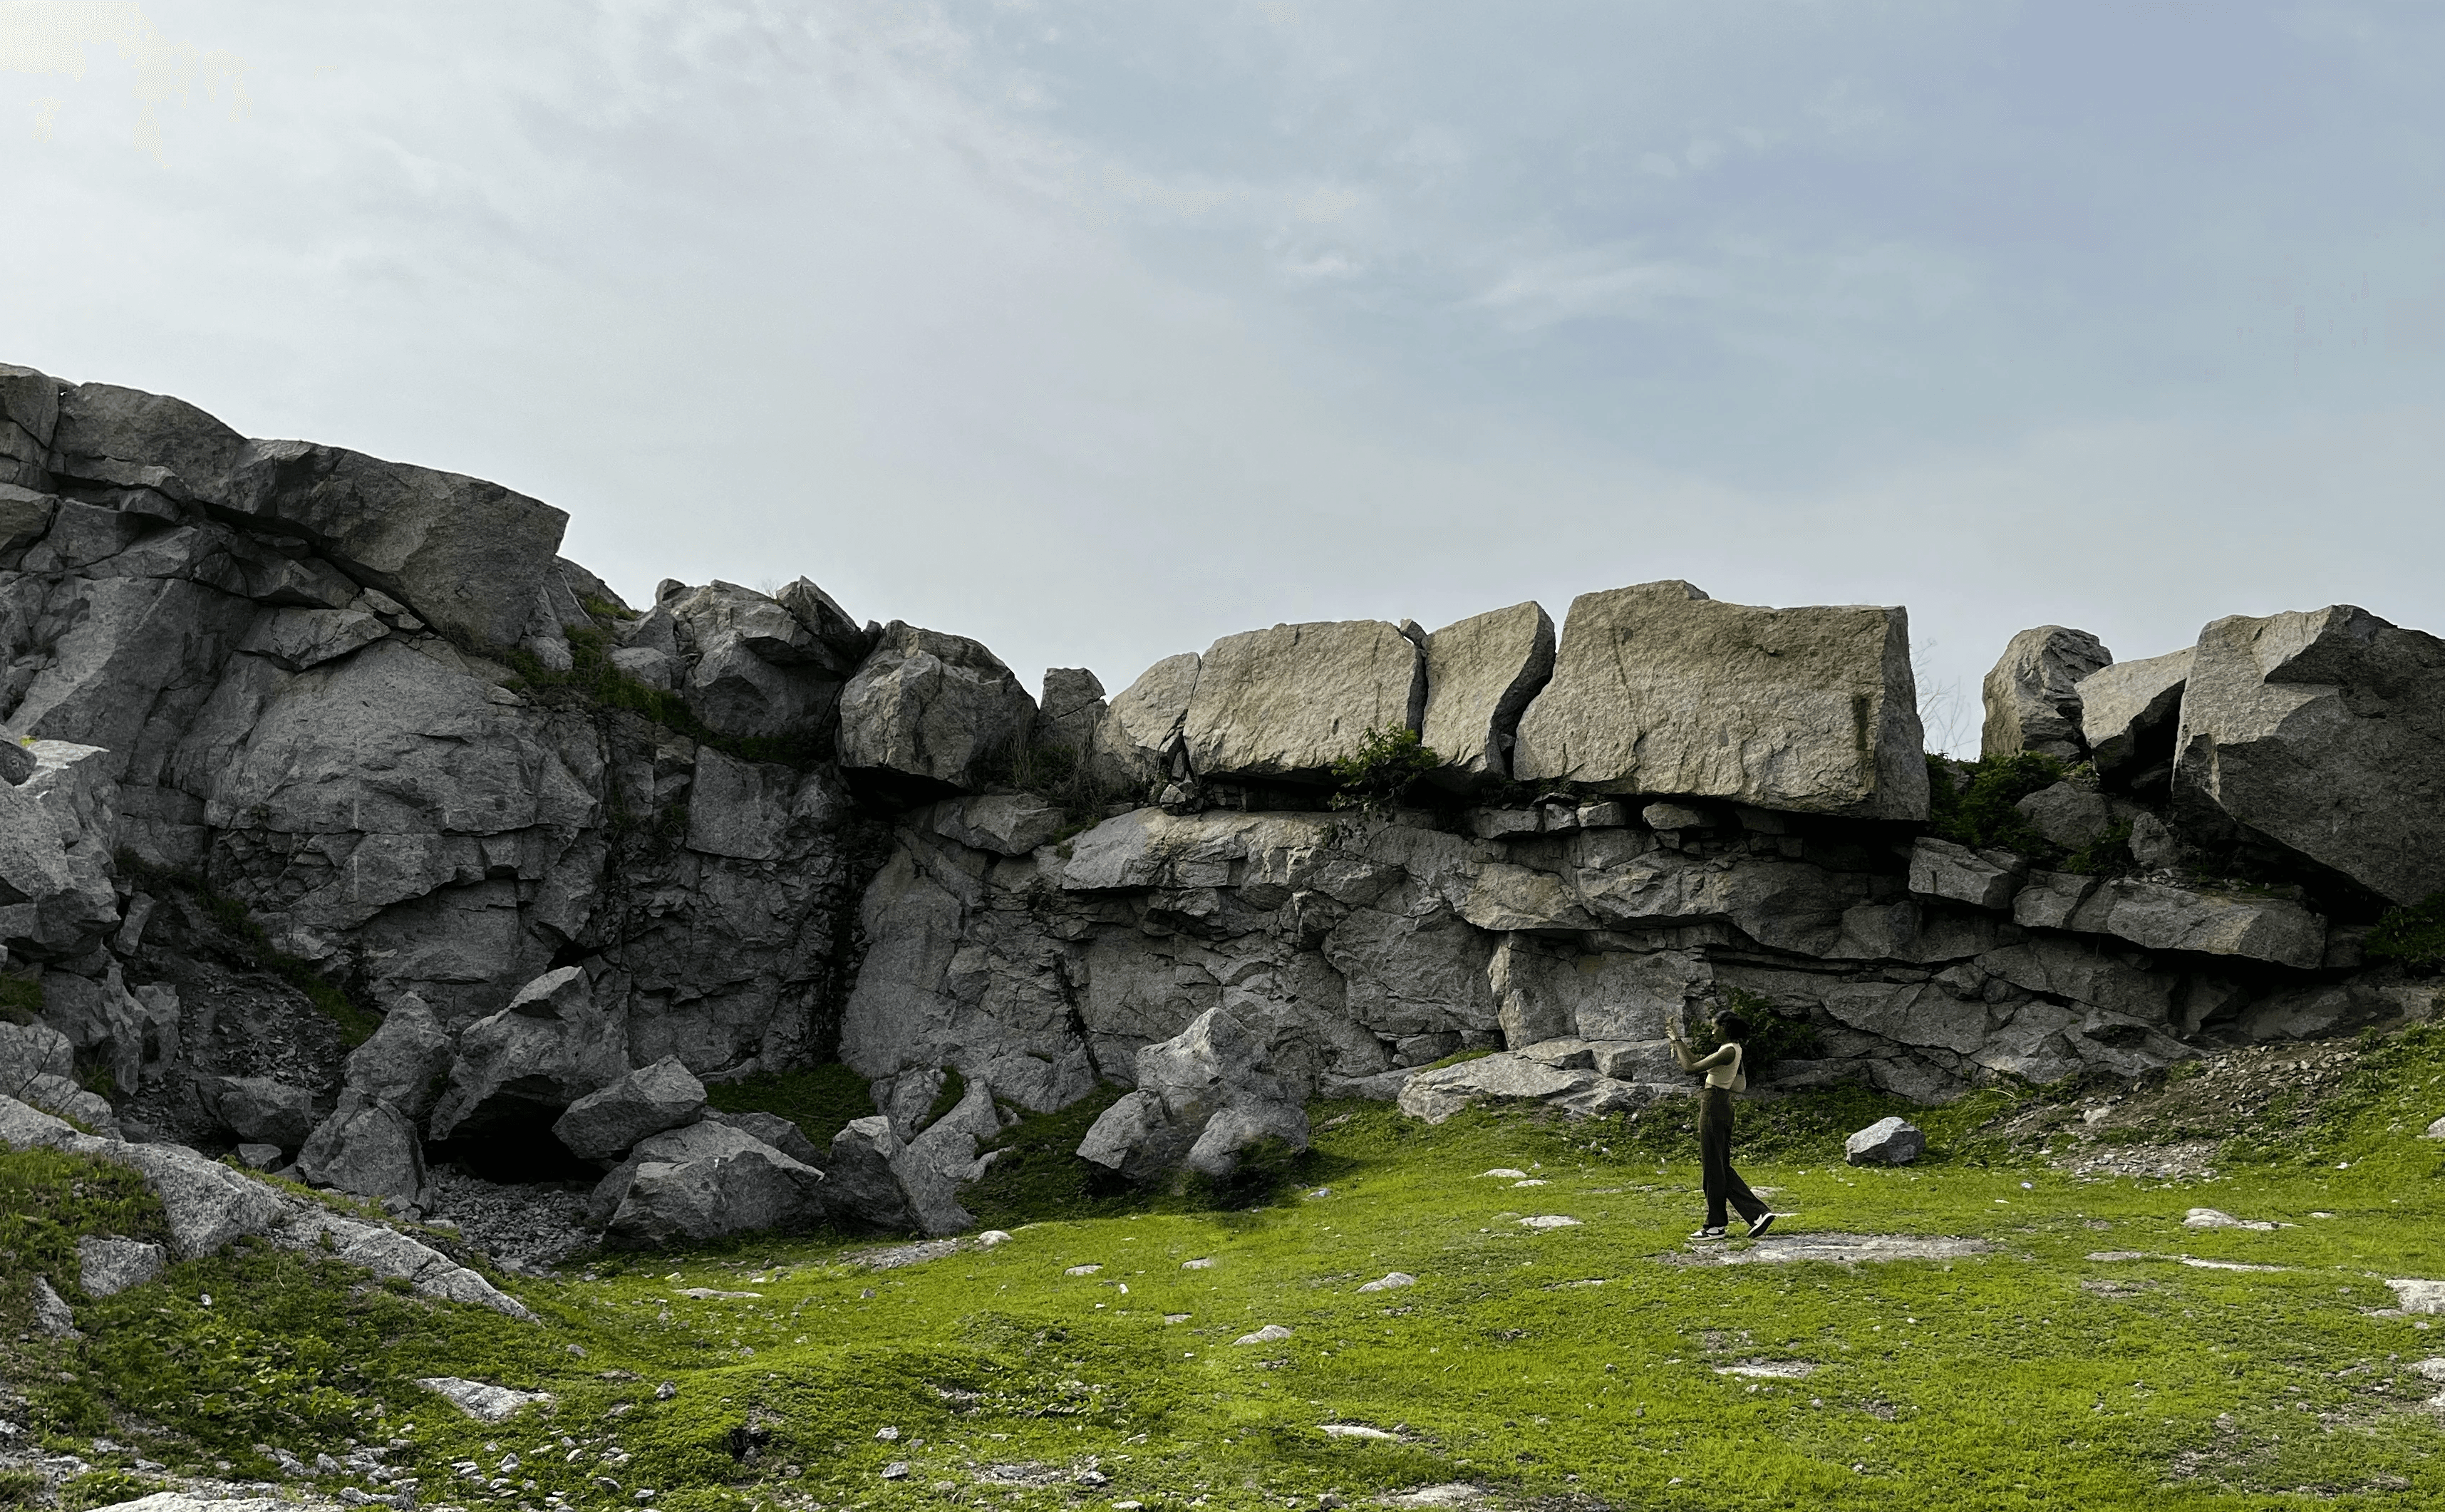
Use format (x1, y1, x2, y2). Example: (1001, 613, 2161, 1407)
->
(1666, 1007, 1779, 1241)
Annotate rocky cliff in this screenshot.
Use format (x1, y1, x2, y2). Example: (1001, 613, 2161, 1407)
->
(1, 361, 2437, 1247)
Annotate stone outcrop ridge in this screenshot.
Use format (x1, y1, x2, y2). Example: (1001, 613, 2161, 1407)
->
(0, 359, 2435, 1261)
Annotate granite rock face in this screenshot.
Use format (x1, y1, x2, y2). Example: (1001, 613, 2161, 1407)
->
(1419, 601, 1554, 789)
(1980, 626, 2112, 762)
(3, 360, 2435, 1263)
(1182, 621, 1425, 785)
(1511, 581, 1928, 821)
(2172, 604, 2445, 906)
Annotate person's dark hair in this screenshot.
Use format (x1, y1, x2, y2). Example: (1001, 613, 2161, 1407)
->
(1712, 1010, 1752, 1045)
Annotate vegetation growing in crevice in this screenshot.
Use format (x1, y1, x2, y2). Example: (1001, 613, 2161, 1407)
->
(2366, 890, 2445, 971)
(0, 972, 41, 1026)
(1327, 724, 1440, 815)
(996, 732, 1133, 830)
(2061, 817, 2139, 878)
(1923, 750, 2067, 854)
(499, 622, 824, 770)
(1693, 988, 1824, 1075)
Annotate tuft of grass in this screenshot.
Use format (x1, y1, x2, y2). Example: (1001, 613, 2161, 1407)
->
(2062, 818, 2138, 878)
(2367, 889, 2445, 970)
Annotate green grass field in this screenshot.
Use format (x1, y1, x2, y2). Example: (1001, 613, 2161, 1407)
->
(5, 1022, 2442, 1512)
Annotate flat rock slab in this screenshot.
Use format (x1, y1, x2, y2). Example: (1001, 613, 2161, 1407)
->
(1665, 1233, 1995, 1266)
(415, 1376, 553, 1422)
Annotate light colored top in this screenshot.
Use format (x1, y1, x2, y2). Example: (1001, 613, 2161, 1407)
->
(1668, 1036, 1746, 1092)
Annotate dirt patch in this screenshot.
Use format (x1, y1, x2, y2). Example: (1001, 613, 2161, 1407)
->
(1662, 1233, 1995, 1267)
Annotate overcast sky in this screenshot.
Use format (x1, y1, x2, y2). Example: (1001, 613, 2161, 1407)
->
(6, 1, 2444, 752)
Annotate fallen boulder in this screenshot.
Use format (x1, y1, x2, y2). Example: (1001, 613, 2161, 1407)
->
(202, 1075, 320, 1149)
(1844, 1117, 1925, 1166)
(1395, 1050, 1661, 1125)
(1511, 581, 1928, 820)
(1077, 1008, 1310, 1183)
(342, 993, 455, 1121)
(2171, 604, 2445, 906)
(1980, 626, 2111, 762)
(294, 1091, 426, 1203)
(820, 1116, 921, 1231)
(605, 1139, 827, 1249)
(1418, 601, 1554, 789)
(551, 1055, 707, 1161)
(1180, 621, 1425, 785)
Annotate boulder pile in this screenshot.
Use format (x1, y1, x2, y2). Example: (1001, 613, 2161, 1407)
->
(0, 358, 2436, 1261)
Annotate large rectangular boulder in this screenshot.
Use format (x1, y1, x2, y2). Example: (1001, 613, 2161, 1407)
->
(1510, 581, 1928, 819)
(2077, 647, 2191, 777)
(2171, 604, 2445, 906)
(1419, 601, 1554, 789)
(1180, 621, 1425, 785)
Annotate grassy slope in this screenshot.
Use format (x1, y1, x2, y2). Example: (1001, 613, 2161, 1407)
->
(4, 1024, 2443, 1512)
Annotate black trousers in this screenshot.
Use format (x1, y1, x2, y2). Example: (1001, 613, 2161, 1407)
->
(1699, 1087, 1769, 1229)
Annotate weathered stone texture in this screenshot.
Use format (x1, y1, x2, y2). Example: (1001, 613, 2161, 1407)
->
(1511, 581, 1928, 820)
(1419, 601, 1554, 788)
(1181, 621, 1425, 784)
(2078, 647, 2191, 776)
(2172, 604, 2445, 905)
(1980, 626, 2111, 762)
(837, 621, 1036, 793)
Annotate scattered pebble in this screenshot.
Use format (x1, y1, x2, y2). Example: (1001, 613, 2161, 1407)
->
(1357, 1272, 1417, 1293)
(976, 1230, 1013, 1247)
(1479, 1169, 1528, 1179)
(875, 1426, 899, 1441)
(1518, 1216, 1581, 1230)
(1319, 1424, 1398, 1440)
(1234, 1325, 1293, 1346)
(1063, 1264, 1102, 1276)
(2183, 1208, 2280, 1231)
(1182, 1258, 1216, 1270)
(880, 1461, 909, 1481)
